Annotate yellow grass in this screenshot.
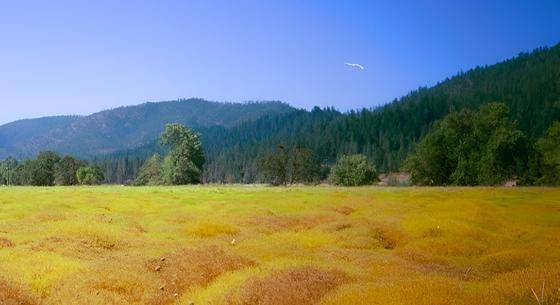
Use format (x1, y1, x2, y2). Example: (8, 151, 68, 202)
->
(0, 186, 559, 304)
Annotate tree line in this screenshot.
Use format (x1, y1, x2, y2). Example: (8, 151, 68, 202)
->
(1, 112, 559, 187)
(0, 121, 382, 187)
(0, 152, 103, 186)
(405, 103, 560, 185)
(77, 103, 560, 187)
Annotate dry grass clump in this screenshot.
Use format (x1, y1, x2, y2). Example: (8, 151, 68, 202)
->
(333, 206, 354, 216)
(371, 223, 405, 249)
(30, 235, 116, 258)
(422, 226, 443, 238)
(35, 212, 67, 222)
(481, 263, 560, 305)
(146, 246, 256, 303)
(0, 237, 14, 248)
(330, 220, 405, 251)
(395, 248, 467, 278)
(476, 250, 533, 276)
(334, 223, 352, 231)
(0, 277, 38, 305)
(329, 220, 378, 250)
(45, 246, 254, 305)
(49, 222, 124, 252)
(187, 222, 240, 237)
(409, 236, 487, 257)
(320, 276, 470, 305)
(247, 215, 331, 234)
(44, 259, 159, 305)
(228, 266, 349, 305)
(95, 214, 115, 224)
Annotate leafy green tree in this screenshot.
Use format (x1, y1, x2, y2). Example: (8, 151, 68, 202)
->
(290, 146, 322, 184)
(330, 154, 377, 186)
(259, 145, 322, 185)
(134, 154, 163, 185)
(28, 151, 61, 186)
(12, 161, 32, 185)
(533, 121, 560, 185)
(55, 156, 87, 185)
(259, 145, 290, 185)
(476, 103, 527, 185)
(0, 157, 18, 185)
(160, 123, 204, 185)
(405, 103, 527, 185)
(76, 166, 104, 185)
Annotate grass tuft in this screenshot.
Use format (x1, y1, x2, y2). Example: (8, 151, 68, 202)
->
(0, 237, 15, 248)
(228, 266, 348, 305)
(0, 277, 38, 305)
(187, 222, 240, 237)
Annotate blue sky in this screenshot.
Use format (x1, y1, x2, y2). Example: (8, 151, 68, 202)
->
(0, 0, 559, 124)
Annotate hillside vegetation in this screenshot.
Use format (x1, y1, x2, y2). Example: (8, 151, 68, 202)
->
(202, 45, 560, 180)
(0, 186, 558, 305)
(95, 44, 560, 183)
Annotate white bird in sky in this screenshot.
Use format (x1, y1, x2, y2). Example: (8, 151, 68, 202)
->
(345, 62, 365, 70)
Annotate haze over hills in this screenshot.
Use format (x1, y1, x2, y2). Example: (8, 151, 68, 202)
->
(0, 99, 295, 159)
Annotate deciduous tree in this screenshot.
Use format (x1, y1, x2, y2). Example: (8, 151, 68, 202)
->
(160, 123, 204, 185)
(405, 103, 527, 185)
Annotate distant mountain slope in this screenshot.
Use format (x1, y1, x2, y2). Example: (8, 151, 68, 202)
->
(0, 116, 81, 158)
(0, 99, 295, 158)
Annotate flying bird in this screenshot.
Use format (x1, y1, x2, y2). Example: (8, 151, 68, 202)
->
(345, 62, 365, 70)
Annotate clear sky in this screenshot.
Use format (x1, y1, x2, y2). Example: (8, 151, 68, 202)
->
(0, 0, 559, 125)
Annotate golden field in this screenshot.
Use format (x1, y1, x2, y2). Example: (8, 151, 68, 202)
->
(0, 186, 559, 305)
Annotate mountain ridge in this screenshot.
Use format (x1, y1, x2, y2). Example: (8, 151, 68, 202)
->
(0, 99, 295, 158)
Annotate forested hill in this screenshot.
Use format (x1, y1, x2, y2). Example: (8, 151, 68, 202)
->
(0, 116, 81, 158)
(200, 44, 559, 181)
(337, 44, 560, 168)
(0, 99, 295, 159)
(97, 44, 560, 183)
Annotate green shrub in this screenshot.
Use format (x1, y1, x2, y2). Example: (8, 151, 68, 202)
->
(76, 166, 104, 185)
(330, 154, 377, 186)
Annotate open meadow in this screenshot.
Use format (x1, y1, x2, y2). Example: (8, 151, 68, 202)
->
(0, 186, 559, 305)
